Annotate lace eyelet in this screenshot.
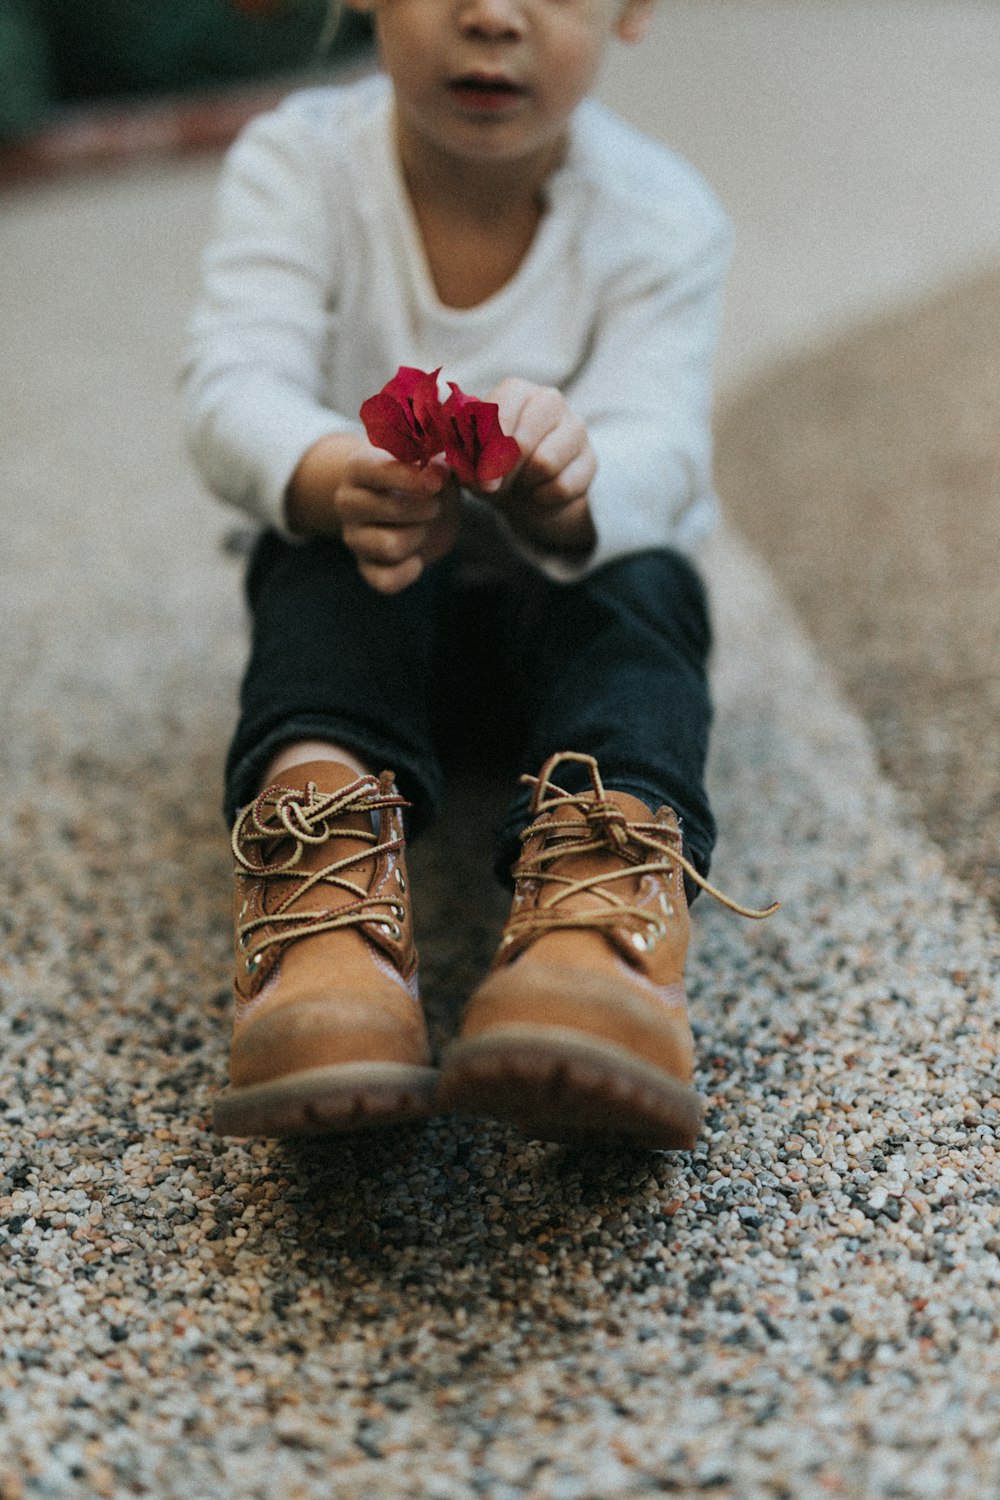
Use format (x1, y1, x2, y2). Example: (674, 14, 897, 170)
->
(632, 922, 665, 952)
(394, 868, 406, 891)
(380, 921, 402, 941)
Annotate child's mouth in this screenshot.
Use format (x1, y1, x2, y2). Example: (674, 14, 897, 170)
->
(448, 75, 527, 113)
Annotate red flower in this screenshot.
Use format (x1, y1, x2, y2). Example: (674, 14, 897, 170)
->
(359, 366, 445, 466)
(359, 366, 520, 485)
(439, 383, 520, 486)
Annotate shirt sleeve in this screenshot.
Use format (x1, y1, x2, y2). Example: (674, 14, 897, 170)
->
(515, 205, 731, 585)
(181, 106, 355, 532)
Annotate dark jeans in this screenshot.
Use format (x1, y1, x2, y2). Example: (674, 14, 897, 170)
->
(225, 528, 717, 887)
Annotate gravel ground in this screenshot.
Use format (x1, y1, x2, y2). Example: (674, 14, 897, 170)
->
(3, 123, 1000, 1500)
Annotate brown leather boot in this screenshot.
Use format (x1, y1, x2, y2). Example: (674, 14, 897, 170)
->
(214, 760, 436, 1137)
(438, 752, 777, 1150)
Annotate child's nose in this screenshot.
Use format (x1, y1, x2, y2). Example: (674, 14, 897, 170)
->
(457, 0, 527, 40)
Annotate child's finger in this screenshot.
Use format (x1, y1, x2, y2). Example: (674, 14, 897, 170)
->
(529, 445, 598, 506)
(486, 377, 536, 436)
(508, 389, 565, 458)
(345, 521, 430, 567)
(350, 451, 446, 497)
(523, 418, 591, 486)
(488, 381, 563, 467)
(340, 484, 441, 527)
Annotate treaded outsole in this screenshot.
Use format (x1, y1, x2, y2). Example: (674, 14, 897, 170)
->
(213, 1062, 438, 1138)
(437, 1025, 702, 1150)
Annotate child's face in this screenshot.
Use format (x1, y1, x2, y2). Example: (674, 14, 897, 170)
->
(352, 0, 653, 175)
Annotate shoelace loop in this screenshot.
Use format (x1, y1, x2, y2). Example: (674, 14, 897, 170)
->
(509, 753, 779, 946)
(584, 797, 634, 858)
(232, 776, 410, 966)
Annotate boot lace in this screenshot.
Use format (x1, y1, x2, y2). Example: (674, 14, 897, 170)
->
(505, 752, 778, 949)
(232, 776, 409, 968)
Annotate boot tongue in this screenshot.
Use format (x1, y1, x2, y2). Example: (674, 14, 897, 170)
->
(529, 790, 653, 916)
(252, 760, 385, 915)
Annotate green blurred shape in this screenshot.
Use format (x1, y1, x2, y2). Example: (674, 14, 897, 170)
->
(0, 0, 56, 138)
(0, 0, 371, 139)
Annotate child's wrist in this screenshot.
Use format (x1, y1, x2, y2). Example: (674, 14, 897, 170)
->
(285, 432, 361, 537)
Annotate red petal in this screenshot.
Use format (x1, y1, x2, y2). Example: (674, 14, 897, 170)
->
(441, 384, 519, 484)
(359, 366, 444, 464)
(358, 391, 429, 463)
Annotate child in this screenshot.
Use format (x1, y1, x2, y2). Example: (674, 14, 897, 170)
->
(183, 0, 775, 1151)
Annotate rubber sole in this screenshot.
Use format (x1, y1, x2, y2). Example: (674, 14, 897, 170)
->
(213, 1061, 438, 1138)
(437, 1024, 703, 1150)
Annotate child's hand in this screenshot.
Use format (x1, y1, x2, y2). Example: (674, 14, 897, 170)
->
(286, 432, 460, 594)
(480, 380, 598, 556)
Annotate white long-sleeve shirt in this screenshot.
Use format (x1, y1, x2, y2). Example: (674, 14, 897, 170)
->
(183, 74, 730, 581)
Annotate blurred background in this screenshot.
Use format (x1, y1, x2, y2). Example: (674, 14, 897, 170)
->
(2, 0, 1000, 909)
(0, 0, 369, 144)
(2, 4, 1000, 904)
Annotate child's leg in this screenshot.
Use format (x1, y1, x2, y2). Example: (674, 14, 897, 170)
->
(224, 530, 447, 829)
(495, 548, 716, 886)
(438, 550, 756, 1150)
(263, 740, 371, 786)
(216, 531, 452, 1139)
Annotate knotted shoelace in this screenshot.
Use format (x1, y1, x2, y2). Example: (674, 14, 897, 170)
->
(503, 752, 779, 951)
(232, 776, 410, 968)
